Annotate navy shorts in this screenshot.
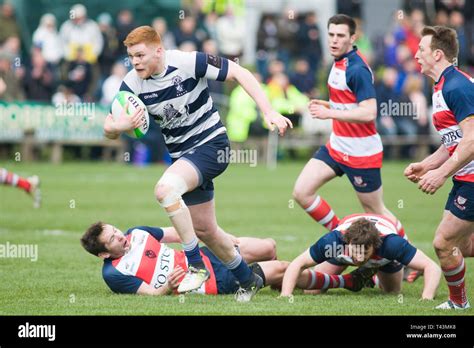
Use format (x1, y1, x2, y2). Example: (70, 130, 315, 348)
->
(313, 145, 382, 193)
(326, 258, 403, 273)
(174, 133, 230, 206)
(201, 247, 240, 294)
(445, 179, 474, 221)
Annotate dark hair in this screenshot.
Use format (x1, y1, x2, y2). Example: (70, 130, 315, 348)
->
(343, 218, 382, 249)
(421, 26, 458, 63)
(80, 221, 107, 256)
(327, 14, 356, 36)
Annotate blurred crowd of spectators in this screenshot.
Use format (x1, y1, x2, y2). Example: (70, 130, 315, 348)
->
(1, 0, 473, 161)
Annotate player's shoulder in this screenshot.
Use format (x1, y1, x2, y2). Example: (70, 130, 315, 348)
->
(125, 226, 148, 235)
(166, 49, 196, 65)
(122, 69, 141, 92)
(444, 67, 474, 92)
(102, 259, 120, 278)
(379, 234, 409, 252)
(348, 50, 370, 69)
(319, 229, 344, 245)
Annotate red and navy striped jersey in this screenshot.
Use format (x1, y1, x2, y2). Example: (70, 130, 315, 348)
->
(102, 226, 217, 295)
(309, 214, 415, 268)
(432, 65, 474, 183)
(326, 46, 382, 169)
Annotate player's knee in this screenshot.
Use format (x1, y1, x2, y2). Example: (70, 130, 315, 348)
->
(194, 225, 218, 243)
(264, 238, 277, 260)
(154, 173, 188, 213)
(154, 183, 171, 202)
(292, 185, 311, 205)
(381, 284, 401, 294)
(433, 236, 450, 258)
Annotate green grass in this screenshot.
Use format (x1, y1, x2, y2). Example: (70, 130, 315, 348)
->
(0, 160, 472, 315)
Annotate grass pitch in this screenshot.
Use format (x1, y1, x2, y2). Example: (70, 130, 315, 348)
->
(0, 160, 472, 315)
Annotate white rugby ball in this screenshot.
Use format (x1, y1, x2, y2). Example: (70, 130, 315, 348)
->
(111, 91, 150, 138)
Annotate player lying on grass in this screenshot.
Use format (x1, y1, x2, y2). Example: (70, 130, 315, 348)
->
(80, 222, 313, 298)
(280, 214, 441, 300)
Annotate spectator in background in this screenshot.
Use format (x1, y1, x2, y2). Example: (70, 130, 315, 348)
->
(337, 0, 362, 18)
(52, 81, 80, 105)
(216, 6, 245, 61)
(449, 10, 467, 66)
(393, 8, 424, 58)
(266, 59, 285, 81)
(32, 14, 63, 68)
(178, 41, 197, 52)
(290, 58, 316, 97)
(60, 4, 103, 65)
(256, 14, 279, 80)
(276, 7, 299, 70)
(267, 71, 308, 159)
(395, 74, 424, 159)
(0, 50, 24, 101)
(116, 9, 135, 58)
(403, 74, 428, 135)
(354, 18, 374, 65)
(434, 9, 449, 26)
(97, 13, 119, 78)
(152, 17, 176, 50)
(296, 12, 322, 74)
(23, 48, 55, 102)
(267, 72, 308, 129)
(2, 35, 21, 66)
(394, 44, 414, 94)
(375, 67, 399, 159)
(0, 2, 20, 45)
(173, 16, 203, 50)
(100, 62, 127, 106)
(202, 11, 219, 42)
(63, 47, 93, 101)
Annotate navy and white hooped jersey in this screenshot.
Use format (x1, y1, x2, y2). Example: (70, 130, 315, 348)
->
(309, 214, 416, 269)
(120, 50, 229, 159)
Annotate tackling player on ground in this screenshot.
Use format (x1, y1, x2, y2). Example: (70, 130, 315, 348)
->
(405, 25, 474, 310)
(280, 214, 441, 299)
(103, 26, 292, 300)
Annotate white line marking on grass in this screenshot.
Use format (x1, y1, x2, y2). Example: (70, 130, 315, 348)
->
(35, 230, 71, 236)
(278, 236, 297, 242)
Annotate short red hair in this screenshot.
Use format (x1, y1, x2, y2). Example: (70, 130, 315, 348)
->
(123, 25, 162, 47)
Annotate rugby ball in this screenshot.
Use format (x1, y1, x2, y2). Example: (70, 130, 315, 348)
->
(111, 91, 150, 138)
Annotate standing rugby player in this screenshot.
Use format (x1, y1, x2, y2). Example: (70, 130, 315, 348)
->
(103, 26, 292, 301)
(405, 26, 474, 309)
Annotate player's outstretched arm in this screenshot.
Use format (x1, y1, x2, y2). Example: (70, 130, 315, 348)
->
(280, 249, 316, 297)
(226, 60, 293, 136)
(404, 145, 450, 183)
(103, 102, 145, 139)
(406, 249, 441, 300)
(136, 266, 186, 296)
